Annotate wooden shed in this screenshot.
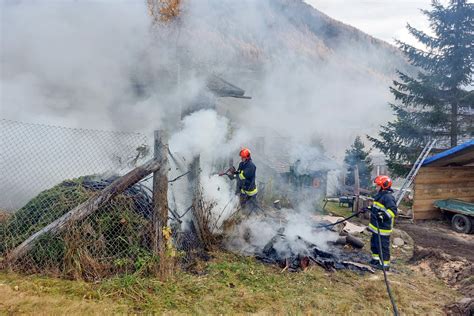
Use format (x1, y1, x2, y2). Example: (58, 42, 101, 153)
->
(413, 140, 474, 220)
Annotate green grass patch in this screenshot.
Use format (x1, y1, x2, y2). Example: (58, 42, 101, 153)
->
(324, 201, 354, 218)
(0, 251, 459, 314)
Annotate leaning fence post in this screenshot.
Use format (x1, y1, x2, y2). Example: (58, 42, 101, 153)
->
(153, 130, 170, 276)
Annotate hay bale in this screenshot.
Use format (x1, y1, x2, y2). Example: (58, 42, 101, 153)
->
(0, 176, 153, 279)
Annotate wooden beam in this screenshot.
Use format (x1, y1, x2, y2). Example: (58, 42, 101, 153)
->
(414, 191, 474, 200)
(6, 158, 162, 264)
(414, 196, 474, 207)
(415, 182, 474, 190)
(418, 166, 474, 174)
(415, 175, 474, 185)
(413, 210, 442, 220)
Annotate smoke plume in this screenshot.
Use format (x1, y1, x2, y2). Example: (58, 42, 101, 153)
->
(1, 0, 405, 251)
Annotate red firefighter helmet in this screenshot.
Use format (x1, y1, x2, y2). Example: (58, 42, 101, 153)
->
(239, 147, 251, 159)
(374, 175, 392, 190)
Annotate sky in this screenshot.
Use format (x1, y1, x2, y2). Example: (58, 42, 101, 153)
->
(305, 0, 433, 47)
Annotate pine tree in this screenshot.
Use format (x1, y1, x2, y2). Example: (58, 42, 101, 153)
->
(369, 0, 473, 176)
(344, 136, 374, 189)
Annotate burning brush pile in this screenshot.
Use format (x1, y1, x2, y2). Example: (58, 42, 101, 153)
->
(224, 211, 374, 274)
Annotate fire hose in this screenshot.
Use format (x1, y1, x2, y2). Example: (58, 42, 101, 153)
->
(314, 210, 363, 229)
(375, 217, 399, 316)
(317, 209, 399, 315)
(217, 168, 398, 313)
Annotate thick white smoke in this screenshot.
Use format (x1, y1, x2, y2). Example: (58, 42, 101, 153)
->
(168, 109, 249, 225)
(2, 0, 405, 251)
(2, 0, 402, 151)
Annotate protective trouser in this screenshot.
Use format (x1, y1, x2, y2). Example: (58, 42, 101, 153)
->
(239, 194, 258, 214)
(370, 233, 391, 267)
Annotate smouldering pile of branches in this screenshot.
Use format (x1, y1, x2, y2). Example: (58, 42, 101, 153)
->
(0, 176, 154, 280)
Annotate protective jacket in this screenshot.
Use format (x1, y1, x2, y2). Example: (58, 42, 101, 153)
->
(237, 159, 258, 196)
(369, 189, 397, 235)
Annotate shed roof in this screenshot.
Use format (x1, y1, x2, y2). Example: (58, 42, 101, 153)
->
(206, 75, 251, 99)
(422, 140, 474, 167)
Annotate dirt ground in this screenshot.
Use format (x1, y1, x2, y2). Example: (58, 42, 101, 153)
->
(328, 203, 474, 315)
(397, 219, 474, 315)
(398, 219, 474, 261)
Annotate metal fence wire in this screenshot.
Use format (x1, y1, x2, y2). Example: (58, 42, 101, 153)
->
(0, 119, 156, 279)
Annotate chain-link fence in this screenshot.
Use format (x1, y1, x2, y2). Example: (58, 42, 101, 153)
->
(0, 119, 156, 279)
(0, 119, 150, 210)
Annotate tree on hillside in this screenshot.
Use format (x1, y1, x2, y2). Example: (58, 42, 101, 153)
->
(344, 136, 373, 189)
(369, 0, 473, 176)
(147, 0, 182, 24)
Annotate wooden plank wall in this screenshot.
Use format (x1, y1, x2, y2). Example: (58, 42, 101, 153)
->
(413, 166, 474, 220)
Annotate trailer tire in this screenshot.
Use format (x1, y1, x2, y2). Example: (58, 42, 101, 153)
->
(451, 214, 472, 234)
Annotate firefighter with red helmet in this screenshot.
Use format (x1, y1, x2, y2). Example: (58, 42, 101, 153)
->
(368, 175, 397, 270)
(235, 148, 258, 212)
(220, 148, 258, 212)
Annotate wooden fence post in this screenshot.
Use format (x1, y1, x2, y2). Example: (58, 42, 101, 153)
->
(353, 164, 360, 213)
(153, 130, 170, 276)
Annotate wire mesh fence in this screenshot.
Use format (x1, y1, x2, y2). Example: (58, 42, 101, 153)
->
(0, 119, 150, 210)
(0, 119, 156, 279)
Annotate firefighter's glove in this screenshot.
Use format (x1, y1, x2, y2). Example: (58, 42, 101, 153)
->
(229, 166, 236, 174)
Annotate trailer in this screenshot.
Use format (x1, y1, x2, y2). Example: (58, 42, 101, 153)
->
(434, 199, 474, 234)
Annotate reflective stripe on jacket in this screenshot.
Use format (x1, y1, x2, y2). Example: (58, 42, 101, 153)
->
(369, 189, 397, 235)
(237, 159, 257, 196)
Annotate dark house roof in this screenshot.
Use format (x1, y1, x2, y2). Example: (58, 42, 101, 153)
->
(206, 75, 251, 99)
(422, 140, 474, 167)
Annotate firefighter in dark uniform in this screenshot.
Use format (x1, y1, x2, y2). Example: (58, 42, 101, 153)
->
(235, 148, 258, 212)
(220, 147, 258, 213)
(368, 175, 397, 270)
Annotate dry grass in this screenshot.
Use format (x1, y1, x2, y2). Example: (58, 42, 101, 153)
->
(192, 185, 220, 250)
(0, 273, 128, 314)
(0, 251, 458, 314)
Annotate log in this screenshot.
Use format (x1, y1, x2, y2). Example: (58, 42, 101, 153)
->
(6, 158, 162, 264)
